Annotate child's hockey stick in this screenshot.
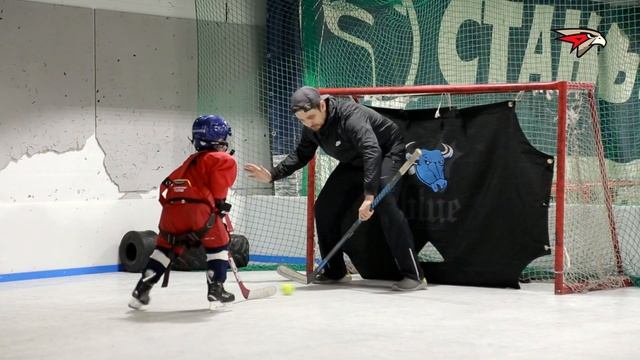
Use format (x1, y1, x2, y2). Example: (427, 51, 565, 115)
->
(277, 148, 422, 285)
(228, 254, 277, 300)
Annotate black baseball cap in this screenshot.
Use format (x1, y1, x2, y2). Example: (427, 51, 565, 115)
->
(290, 86, 324, 113)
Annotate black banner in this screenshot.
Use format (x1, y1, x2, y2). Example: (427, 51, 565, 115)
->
(344, 102, 553, 288)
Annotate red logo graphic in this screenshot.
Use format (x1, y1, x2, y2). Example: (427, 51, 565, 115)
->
(553, 28, 607, 58)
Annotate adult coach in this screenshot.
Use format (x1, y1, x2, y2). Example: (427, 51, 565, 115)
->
(244, 86, 426, 291)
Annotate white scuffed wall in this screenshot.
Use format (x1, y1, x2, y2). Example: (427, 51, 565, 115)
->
(0, 135, 161, 273)
(21, 0, 197, 19)
(0, 0, 278, 277)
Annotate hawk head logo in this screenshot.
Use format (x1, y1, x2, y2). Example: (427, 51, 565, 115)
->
(553, 28, 607, 58)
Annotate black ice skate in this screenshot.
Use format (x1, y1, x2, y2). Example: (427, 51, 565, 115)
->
(207, 281, 235, 303)
(128, 270, 156, 310)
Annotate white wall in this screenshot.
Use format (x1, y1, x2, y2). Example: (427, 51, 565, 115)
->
(0, 0, 280, 277)
(94, 9, 198, 191)
(22, 0, 196, 19)
(0, 136, 162, 273)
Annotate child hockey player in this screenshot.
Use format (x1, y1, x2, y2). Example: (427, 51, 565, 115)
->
(128, 115, 237, 309)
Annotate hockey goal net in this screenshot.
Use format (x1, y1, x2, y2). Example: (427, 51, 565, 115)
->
(306, 81, 638, 294)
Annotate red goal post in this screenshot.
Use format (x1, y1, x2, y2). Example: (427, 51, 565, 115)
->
(305, 81, 632, 294)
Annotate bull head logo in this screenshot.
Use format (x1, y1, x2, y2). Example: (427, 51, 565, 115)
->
(406, 142, 454, 193)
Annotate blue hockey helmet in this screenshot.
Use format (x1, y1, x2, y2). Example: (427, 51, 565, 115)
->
(191, 115, 232, 151)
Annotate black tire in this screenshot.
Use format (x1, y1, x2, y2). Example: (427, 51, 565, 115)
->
(229, 234, 250, 268)
(171, 234, 251, 271)
(118, 230, 157, 272)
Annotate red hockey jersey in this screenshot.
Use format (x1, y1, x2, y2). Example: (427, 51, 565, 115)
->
(158, 151, 237, 246)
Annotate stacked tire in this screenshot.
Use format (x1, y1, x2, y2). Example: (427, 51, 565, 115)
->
(119, 231, 250, 272)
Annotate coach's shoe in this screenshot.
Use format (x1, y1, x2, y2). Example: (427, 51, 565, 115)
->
(313, 272, 352, 284)
(391, 277, 428, 291)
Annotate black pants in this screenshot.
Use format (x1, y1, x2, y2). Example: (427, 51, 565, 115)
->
(314, 155, 424, 281)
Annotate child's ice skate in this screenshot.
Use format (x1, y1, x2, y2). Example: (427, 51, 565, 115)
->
(128, 270, 157, 310)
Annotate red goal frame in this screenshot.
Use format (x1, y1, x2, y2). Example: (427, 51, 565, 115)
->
(305, 81, 629, 294)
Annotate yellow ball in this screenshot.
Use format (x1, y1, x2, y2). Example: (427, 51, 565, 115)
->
(281, 283, 295, 296)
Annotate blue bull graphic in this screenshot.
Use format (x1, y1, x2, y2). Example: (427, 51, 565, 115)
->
(407, 143, 454, 193)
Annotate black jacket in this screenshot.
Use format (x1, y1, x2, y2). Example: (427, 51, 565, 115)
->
(271, 97, 404, 195)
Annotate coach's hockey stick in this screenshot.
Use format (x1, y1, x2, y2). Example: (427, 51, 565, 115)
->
(228, 254, 277, 300)
(277, 264, 308, 284)
(277, 148, 422, 285)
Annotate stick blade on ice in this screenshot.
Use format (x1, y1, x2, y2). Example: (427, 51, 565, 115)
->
(277, 265, 308, 284)
(228, 254, 276, 300)
(247, 285, 277, 300)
